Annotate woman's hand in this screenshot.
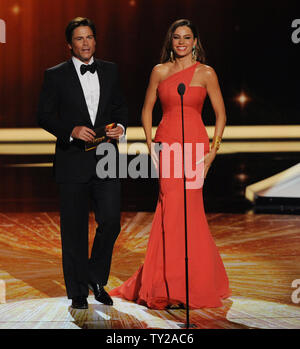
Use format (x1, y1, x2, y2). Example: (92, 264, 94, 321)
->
(149, 142, 160, 174)
(203, 148, 217, 179)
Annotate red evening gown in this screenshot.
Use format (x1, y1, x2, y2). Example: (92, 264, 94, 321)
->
(110, 62, 231, 309)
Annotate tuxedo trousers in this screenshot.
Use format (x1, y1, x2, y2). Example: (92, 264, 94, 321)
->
(59, 177, 121, 299)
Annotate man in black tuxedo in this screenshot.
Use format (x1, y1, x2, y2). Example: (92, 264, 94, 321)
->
(38, 17, 128, 309)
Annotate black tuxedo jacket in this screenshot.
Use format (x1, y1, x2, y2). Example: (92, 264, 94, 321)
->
(37, 58, 128, 183)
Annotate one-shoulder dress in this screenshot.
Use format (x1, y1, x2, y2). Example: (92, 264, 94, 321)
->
(110, 62, 231, 309)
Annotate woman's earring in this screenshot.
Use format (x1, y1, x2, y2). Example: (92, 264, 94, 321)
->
(170, 50, 174, 62)
(192, 46, 197, 61)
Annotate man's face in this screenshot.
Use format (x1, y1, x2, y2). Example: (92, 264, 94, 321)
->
(68, 25, 96, 63)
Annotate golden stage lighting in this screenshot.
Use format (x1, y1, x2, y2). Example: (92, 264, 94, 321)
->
(235, 173, 248, 182)
(129, 0, 136, 6)
(11, 5, 21, 15)
(236, 91, 250, 107)
(1, 127, 300, 155)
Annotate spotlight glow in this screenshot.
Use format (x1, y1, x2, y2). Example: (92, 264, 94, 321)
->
(11, 5, 21, 15)
(236, 92, 250, 107)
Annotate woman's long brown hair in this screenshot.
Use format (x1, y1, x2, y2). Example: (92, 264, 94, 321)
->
(160, 19, 206, 64)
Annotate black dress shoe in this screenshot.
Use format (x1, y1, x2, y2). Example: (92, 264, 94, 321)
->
(71, 296, 88, 309)
(88, 283, 113, 306)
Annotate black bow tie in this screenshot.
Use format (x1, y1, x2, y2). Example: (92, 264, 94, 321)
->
(80, 62, 96, 75)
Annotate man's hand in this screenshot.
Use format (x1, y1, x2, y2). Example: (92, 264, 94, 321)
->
(71, 126, 96, 142)
(106, 125, 124, 139)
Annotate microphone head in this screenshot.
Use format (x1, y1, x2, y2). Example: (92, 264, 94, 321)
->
(177, 83, 186, 96)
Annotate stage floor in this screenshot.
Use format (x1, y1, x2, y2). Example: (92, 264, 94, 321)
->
(0, 211, 300, 329)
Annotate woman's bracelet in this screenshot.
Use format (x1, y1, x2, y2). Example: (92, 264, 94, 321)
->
(211, 136, 222, 151)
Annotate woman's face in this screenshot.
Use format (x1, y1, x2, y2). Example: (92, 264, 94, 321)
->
(172, 25, 197, 59)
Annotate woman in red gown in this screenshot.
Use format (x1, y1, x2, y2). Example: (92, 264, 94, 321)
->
(110, 19, 231, 309)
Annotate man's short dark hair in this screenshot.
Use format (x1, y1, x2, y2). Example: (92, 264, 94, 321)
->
(65, 17, 96, 44)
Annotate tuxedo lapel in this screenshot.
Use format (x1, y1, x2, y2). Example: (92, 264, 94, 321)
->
(94, 59, 110, 127)
(67, 59, 93, 126)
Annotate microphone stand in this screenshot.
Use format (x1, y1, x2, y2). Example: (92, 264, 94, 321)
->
(177, 83, 196, 329)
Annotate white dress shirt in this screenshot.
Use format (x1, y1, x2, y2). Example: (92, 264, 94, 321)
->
(70, 56, 124, 140)
(72, 56, 100, 126)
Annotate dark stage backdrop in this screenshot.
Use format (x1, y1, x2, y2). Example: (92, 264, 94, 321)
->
(0, 0, 299, 128)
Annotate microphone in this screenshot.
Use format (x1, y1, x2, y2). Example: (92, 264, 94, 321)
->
(177, 81, 193, 328)
(177, 83, 186, 96)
